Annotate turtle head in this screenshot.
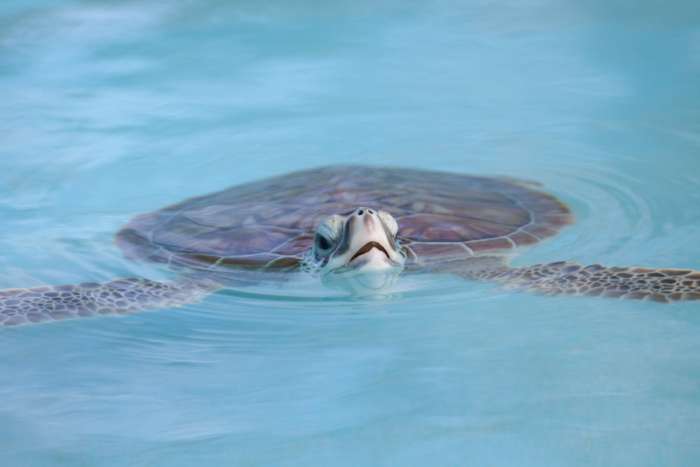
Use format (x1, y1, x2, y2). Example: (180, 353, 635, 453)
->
(308, 207, 406, 289)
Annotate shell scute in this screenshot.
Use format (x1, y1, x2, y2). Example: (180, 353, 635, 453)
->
(407, 243, 473, 263)
(272, 234, 314, 256)
(466, 237, 514, 253)
(509, 231, 541, 247)
(398, 213, 519, 242)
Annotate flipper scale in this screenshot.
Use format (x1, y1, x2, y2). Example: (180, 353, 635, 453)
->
(0, 277, 220, 326)
(452, 259, 700, 303)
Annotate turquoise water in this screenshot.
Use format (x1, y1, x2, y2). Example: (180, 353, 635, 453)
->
(2, 1, 700, 465)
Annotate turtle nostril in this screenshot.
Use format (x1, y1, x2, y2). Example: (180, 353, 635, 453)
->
(357, 209, 364, 216)
(368, 209, 374, 214)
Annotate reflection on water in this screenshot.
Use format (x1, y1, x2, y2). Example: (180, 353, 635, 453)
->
(1, 1, 700, 466)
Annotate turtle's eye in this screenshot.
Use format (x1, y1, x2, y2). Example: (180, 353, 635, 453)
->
(316, 234, 332, 252)
(314, 215, 343, 257)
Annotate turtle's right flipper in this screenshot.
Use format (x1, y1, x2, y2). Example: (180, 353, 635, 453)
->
(0, 277, 221, 326)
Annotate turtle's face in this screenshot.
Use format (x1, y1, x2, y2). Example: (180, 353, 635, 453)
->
(309, 208, 406, 284)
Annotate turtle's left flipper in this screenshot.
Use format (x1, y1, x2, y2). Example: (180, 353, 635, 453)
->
(496, 262, 700, 302)
(0, 276, 221, 326)
(499, 262, 700, 303)
(443, 258, 700, 303)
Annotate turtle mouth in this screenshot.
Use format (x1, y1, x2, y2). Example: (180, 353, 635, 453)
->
(349, 241, 390, 263)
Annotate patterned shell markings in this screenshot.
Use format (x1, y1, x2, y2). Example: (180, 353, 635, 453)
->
(115, 166, 573, 271)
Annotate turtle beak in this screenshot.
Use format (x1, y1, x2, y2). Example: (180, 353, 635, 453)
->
(349, 241, 391, 264)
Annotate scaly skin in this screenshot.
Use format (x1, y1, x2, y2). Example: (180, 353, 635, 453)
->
(0, 277, 220, 326)
(443, 257, 700, 303)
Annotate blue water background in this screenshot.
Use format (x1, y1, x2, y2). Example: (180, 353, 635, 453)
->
(1, 1, 700, 465)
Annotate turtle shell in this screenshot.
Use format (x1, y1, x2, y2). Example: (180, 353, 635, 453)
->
(115, 166, 572, 272)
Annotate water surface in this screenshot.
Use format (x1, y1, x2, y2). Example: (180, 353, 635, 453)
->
(2, 1, 700, 466)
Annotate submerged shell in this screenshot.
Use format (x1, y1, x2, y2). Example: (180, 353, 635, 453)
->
(116, 166, 572, 271)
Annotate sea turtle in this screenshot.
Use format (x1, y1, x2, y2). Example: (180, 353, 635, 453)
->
(2, 165, 699, 326)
